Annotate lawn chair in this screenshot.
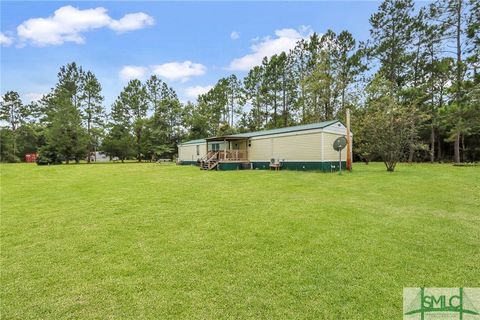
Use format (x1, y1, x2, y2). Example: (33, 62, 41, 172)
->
(269, 158, 281, 171)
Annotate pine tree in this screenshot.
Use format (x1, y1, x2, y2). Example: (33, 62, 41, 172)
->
(56, 62, 84, 110)
(262, 54, 295, 127)
(0, 91, 29, 160)
(145, 75, 184, 159)
(102, 124, 135, 162)
(44, 91, 88, 164)
(197, 78, 229, 134)
(430, 0, 471, 162)
(291, 39, 310, 123)
(112, 79, 149, 161)
(226, 74, 243, 127)
(369, 0, 415, 90)
(335, 31, 366, 114)
(80, 71, 104, 163)
(243, 66, 266, 131)
(37, 62, 89, 164)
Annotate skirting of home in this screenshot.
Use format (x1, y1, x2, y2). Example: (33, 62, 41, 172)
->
(178, 160, 347, 172)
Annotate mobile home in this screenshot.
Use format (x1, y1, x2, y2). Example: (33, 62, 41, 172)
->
(177, 120, 352, 171)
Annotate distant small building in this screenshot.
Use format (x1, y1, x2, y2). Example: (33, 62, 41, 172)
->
(25, 153, 37, 163)
(177, 120, 352, 171)
(88, 152, 110, 162)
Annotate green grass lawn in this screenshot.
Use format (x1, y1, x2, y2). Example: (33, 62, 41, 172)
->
(1, 163, 479, 319)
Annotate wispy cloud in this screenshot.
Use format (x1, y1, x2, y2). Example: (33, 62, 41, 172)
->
(184, 85, 213, 99)
(230, 31, 240, 40)
(228, 26, 312, 71)
(0, 32, 14, 47)
(151, 61, 206, 82)
(24, 92, 45, 103)
(119, 66, 148, 81)
(16, 5, 154, 46)
(109, 12, 154, 33)
(119, 61, 207, 82)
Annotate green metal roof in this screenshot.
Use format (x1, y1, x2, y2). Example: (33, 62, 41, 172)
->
(178, 138, 206, 146)
(178, 120, 339, 145)
(231, 120, 338, 138)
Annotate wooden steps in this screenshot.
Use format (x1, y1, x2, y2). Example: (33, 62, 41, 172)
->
(200, 160, 218, 170)
(200, 151, 219, 170)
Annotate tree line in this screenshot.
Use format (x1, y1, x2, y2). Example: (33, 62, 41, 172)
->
(1, 0, 479, 169)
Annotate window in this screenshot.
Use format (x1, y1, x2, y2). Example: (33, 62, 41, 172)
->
(196, 145, 200, 156)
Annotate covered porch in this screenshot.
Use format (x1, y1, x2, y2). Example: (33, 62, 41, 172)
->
(200, 135, 250, 170)
(205, 135, 249, 161)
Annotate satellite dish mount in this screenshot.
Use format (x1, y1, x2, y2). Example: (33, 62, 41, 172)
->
(333, 136, 347, 174)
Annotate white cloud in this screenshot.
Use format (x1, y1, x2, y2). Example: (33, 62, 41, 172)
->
(109, 12, 154, 33)
(119, 61, 207, 83)
(230, 31, 240, 40)
(16, 5, 154, 46)
(151, 61, 206, 82)
(0, 32, 14, 46)
(185, 85, 213, 99)
(228, 26, 312, 71)
(119, 65, 148, 81)
(24, 92, 45, 103)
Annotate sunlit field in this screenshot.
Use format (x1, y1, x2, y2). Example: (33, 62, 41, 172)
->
(1, 163, 479, 319)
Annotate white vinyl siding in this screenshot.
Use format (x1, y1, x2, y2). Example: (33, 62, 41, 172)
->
(249, 132, 322, 161)
(323, 122, 348, 135)
(178, 143, 206, 161)
(323, 132, 347, 161)
(272, 132, 322, 160)
(248, 138, 272, 161)
(323, 123, 352, 161)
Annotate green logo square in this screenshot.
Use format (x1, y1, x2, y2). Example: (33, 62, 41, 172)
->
(404, 288, 480, 320)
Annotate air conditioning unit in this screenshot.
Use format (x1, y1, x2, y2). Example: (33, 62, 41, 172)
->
(270, 158, 280, 165)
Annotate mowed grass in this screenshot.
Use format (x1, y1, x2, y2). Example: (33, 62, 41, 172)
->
(1, 163, 479, 319)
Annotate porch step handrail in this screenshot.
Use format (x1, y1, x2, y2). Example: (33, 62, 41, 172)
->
(206, 151, 219, 162)
(200, 151, 220, 170)
(200, 150, 214, 162)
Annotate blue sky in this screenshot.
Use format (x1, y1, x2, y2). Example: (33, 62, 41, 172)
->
(1, 1, 382, 108)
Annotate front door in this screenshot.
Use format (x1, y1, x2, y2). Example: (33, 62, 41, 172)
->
(232, 140, 246, 150)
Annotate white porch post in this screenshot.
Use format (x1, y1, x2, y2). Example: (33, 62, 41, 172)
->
(224, 138, 226, 160)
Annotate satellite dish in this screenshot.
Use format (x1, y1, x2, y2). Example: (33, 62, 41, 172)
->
(333, 136, 347, 151)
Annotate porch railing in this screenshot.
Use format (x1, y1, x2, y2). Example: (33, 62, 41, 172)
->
(218, 150, 248, 161)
